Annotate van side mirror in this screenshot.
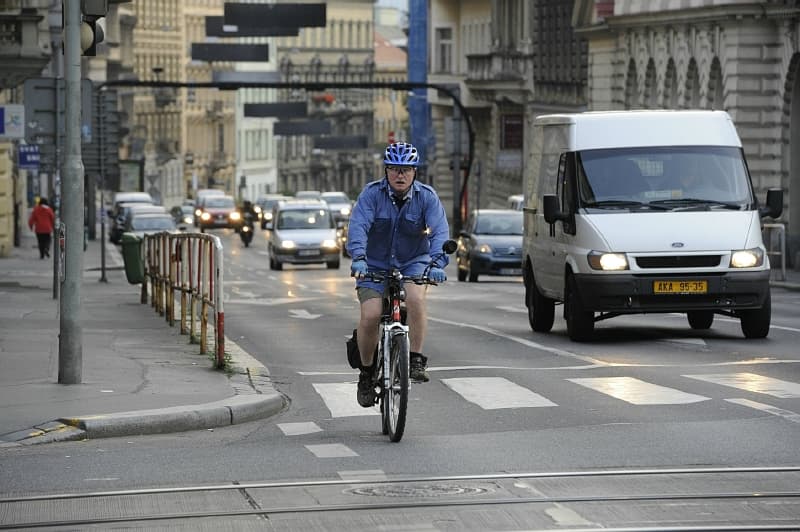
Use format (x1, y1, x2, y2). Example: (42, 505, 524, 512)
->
(759, 188, 783, 219)
(543, 195, 566, 224)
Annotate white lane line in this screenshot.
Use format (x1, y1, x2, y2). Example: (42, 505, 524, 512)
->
(685, 373, 800, 398)
(497, 305, 526, 313)
(277, 422, 323, 436)
(568, 377, 709, 405)
(726, 398, 800, 424)
(312, 382, 379, 417)
(305, 444, 358, 458)
(338, 470, 387, 481)
(428, 316, 608, 367)
(441, 377, 557, 409)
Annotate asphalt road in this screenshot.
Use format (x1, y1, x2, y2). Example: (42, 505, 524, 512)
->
(2, 228, 799, 530)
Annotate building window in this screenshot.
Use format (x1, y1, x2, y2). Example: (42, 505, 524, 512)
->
(500, 114, 522, 149)
(435, 27, 453, 74)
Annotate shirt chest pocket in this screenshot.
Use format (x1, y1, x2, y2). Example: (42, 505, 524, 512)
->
(399, 211, 424, 236)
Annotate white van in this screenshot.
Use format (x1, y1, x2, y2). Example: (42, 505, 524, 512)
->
(522, 110, 783, 341)
(507, 194, 524, 210)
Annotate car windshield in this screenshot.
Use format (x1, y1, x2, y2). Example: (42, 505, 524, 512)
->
(577, 146, 754, 210)
(204, 197, 234, 208)
(131, 217, 175, 231)
(321, 193, 349, 203)
(474, 212, 523, 235)
(277, 209, 332, 230)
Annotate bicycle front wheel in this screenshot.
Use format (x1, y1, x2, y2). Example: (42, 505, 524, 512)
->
(383, 332, 409, 442)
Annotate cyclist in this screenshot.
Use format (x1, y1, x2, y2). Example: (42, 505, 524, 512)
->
(347, 141, 451, 407)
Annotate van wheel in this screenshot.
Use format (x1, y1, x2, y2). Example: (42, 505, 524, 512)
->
(526, 273, 554, 332)
(687, 310, 714, 330)
(565, 274, 594, 342)
(740, 291, 771, 339)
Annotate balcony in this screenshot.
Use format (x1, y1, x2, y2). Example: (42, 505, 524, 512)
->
(0, 11, 49, 90)
(465, 51, 534, 103)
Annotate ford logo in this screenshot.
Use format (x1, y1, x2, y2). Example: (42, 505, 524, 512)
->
(671, 242, 684, 248)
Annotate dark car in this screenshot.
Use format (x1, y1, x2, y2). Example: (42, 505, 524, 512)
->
(255, 194, 291, 229)
(170, 205, 195, 230)
(320, 191, 353, 223)
(456, 209, 523, 282)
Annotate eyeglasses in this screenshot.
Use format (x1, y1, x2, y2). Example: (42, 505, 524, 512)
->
(386, 166, 414, 176)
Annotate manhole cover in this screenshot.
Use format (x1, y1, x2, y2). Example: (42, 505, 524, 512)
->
(347, 484, 490, 498)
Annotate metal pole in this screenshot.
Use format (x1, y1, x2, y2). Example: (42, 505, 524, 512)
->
(99, 92, 107, 282)
(451, 91, 462, 233)
(59, 1, 84, 384)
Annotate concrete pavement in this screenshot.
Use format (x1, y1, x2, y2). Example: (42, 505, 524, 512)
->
(0, 229, 285, 446)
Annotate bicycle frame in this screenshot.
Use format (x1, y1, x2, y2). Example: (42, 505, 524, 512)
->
(378, 273, 409, 392)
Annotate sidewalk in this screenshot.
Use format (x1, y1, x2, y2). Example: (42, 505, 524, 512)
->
(0, 230, 285, 446)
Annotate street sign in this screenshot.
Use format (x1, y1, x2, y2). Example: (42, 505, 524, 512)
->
(18, 145, 40, 170)
(23, 77, 93, 145)
(0, 104, 25, 139)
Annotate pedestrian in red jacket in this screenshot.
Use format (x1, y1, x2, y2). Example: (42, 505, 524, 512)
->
(28, 197, 55, 259)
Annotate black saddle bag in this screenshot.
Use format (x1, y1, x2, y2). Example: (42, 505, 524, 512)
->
(346, 329, 361, 369)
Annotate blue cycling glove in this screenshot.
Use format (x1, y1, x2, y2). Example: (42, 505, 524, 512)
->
(428, 267, 446, 283)
(351, 259, 368, 278)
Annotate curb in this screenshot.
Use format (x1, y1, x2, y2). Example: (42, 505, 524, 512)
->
(0, 337, 286, 446)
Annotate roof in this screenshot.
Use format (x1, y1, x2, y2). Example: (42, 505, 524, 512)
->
(534, 110, 741, 150)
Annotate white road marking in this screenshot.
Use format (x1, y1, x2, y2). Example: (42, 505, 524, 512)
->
(305, 444, 358, 458)
(289, 309, 322, 319)
(277, 422, 322, 436)
(726, 398, 800, 424)
(496, 305, 527, 313)
(312, 382, 379, 417)
(685, 373, 800, 398)
(441, 377, 557, 409)
(568, 377, 709, 405)
(338, 470, 387, 481)
(428, 316, 608, 367)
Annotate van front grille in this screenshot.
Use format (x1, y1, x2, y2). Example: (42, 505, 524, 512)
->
(635, 255, 721, 268)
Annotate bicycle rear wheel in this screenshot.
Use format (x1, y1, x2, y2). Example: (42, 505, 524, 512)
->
(383, 333, 409, 442)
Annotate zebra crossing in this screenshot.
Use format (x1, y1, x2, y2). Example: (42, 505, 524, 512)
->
(308, 372, 800, 419)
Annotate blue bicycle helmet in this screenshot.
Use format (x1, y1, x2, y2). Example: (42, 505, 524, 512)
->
(383, 142, 420, 167)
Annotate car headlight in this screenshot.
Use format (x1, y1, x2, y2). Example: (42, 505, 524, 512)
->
(340, 206, 351, 216)
(730, 248, 764, 268)
(280, 240, 296, 249)
(253, 205, 262, 213)
(194, 209, 202, 217)
(182, 215, 193, 224)
(265, 212, 273, 221)
(200, 212, 211, 221)
(229, 211, 241, 221)
(477, 243, 493, 254)
(321, 239, 338, 249)
(588, 251, 629, 271)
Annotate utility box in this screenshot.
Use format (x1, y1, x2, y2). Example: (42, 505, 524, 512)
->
(120, 232, 143, 284)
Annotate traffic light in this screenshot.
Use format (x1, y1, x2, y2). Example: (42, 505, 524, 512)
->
(80, 0, 107, 56)
(81, 15, 104, 56)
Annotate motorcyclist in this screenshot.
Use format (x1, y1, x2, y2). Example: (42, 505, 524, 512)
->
(347, 141, 450, 407)
(238, 200, 257, 228)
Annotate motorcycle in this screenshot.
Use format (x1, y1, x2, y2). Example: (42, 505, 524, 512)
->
(239, 211, 255, 247)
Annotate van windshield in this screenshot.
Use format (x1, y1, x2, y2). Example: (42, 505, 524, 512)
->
(577, 146, 754, 211)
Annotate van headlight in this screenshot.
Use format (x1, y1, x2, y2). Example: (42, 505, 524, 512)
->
(477, 243, 493, 254)
(280, 240, 296, 249)
(588, 251, 629, 271)
(321, 239, 338, 249)
(730, 248, 764, 268)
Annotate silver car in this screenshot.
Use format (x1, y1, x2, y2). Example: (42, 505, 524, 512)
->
(268, 200, 340, 270)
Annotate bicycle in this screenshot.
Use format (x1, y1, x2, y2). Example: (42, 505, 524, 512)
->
(356, 240, 457, 442)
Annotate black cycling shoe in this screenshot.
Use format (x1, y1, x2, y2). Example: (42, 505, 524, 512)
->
(357, 368, 376, 407)
(410, 353, 429, 382)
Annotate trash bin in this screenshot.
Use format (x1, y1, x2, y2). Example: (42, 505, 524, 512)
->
(120, 232, 144, 284)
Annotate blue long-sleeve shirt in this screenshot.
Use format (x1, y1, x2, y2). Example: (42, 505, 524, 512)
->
(347, 178, 450, 292)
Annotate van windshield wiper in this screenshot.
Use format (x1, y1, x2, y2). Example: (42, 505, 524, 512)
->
(583, 200, 669, 211)
(648, 198, 743, 210)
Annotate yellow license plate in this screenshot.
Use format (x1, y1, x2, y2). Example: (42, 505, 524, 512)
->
(653, 280, 708, 294)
